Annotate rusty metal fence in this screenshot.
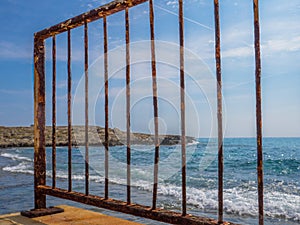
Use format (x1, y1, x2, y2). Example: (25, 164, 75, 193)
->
(33, 0, 263, 224)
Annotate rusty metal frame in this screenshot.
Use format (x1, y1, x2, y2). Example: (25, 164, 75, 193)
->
(178, 0, 187, 217)
(37, 185, 236, 225)
(103, 16, 109, 200)
(67, 29, 72, 192)
(125, 6, 132, 205)
(34, 35, 46, 209)
(34, 0, 148, 40)
(213, 0, 223, 223)
(33, 0, 263, 224)
(148, 0, 160, 211)
(253, 0, 264, 224)
(52, 35, 57, 189)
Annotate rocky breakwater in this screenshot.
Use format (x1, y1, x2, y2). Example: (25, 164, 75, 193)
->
(0, 126, 196, 148)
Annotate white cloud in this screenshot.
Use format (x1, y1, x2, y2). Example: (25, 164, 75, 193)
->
(220, 36, 300, 58)
(57, 80, 67, 89)
(166, 0, 177, 7)
(0, 41, 31, 59)
(222, 46, 253, 58)
(263, 36, 300, 54)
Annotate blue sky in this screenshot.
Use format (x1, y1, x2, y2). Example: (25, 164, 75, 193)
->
(0, 0, 299, 137)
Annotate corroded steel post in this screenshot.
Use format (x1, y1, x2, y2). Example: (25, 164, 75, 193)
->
(213, 0, 223, 223)
(84, 21, 89, 196)
(125, 7, 131, 205)
(34, 35, 46, 209)
(103, 16, 109, 200)
(149, 0, 160, 210)
(67, 29, 72, 192)
(52, 35, 57, 189)
(178, 0, 186, 216)
(253, 0, 264, 224)
(34, 0, 148, 40)
(30, 0, 244, 223)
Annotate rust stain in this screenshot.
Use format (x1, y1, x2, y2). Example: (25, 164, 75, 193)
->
(35, 0, 148, 40)
(37, 185, 240, 225)
(253, 0, 264, 224)
(214, 0, 224, 223)
(148, 0, 160, 211)
(32, 1, 254, 224)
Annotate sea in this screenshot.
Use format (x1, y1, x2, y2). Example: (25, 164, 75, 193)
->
(0, 138, 299, 225)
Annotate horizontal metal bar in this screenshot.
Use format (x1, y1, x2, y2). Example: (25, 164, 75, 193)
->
(37, 185, 238, 225)
(34, 0, 148, 40)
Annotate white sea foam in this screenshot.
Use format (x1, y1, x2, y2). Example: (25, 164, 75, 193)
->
(114, 173, 299, 222)
(1, 153, 32, 162)
(187, 140, 201, 146)
(3, 162, 299, 221)
(153, 184, 300, 221)
(15, 164, 300, 221)
(1, 151, 299, 222)
(3, 162, 33, 174)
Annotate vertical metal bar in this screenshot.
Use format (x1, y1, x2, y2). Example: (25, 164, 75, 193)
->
(213, 0, 223, 223)
(125, 7, 131, 205)
(52, 35, 57, 189)
(178, 0, 186, 216)
(103, 16, 109, 200)
(149, 0, 159, 210)
(84, 21, 89, 196)
(253, 0, 264, 224)
(68, 29, 72, 192)
(34, 36, 46, 209)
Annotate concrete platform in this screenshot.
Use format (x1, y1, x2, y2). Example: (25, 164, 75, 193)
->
(0, 205, 143, 225)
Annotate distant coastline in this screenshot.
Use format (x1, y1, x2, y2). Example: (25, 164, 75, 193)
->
(0, 126, 195, 148)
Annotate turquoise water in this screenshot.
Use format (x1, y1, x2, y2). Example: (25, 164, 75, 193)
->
(0, 138, 299, 224)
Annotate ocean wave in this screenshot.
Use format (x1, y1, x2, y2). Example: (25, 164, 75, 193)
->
(1, 148, 299, 222)
(187, 140, 201, 146)
(1, 153, 32, 162)
(2, 161, 299, 221)
(3, 162, 33, 174)
(82, 169, 300, 222)
(155, 184, 300, 221)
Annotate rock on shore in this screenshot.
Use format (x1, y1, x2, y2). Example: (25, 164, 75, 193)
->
(0, 126, 195, 148)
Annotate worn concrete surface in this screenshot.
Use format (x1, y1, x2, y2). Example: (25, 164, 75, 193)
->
(0, 205, 143, 225)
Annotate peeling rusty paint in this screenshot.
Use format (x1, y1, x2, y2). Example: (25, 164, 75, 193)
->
(67, 29, 72, 192)
(37, 185, 239, 225)
(84, 21, 89, 196)
(103, 16, 109, 200)
(125, 7, 131, 205)
(178, 0, 186, 216)
(253, 0, 264, 225)
(52, 35, 56, 189)
(35, 0, 147, 40)
(213, 0, 224, 223)
(34, 36, 46, 209)
(33, 0, 263, 224)
(148, 0, 160, 211)
(21, 207, 64, 218)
